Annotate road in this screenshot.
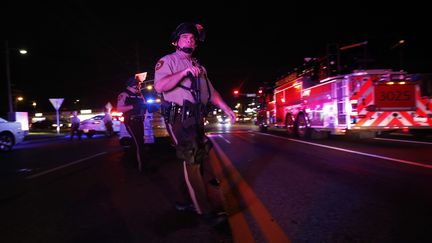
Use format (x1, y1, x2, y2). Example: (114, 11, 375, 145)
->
(210, 127, 432, 242)
(0, 133, 232, 243)
(1, 125, 432, 242)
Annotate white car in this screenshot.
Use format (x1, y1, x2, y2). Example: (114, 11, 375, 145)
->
(118, 111, 169, 148)
(79, 114, 121, 138)
(0, 117, 25, 152)
(217, 114, 231, 125)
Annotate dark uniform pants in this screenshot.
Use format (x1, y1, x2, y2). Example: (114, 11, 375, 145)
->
(70, 123, 81, 140)
(125, 117, 145, 172)
(166, 112, 213, 215)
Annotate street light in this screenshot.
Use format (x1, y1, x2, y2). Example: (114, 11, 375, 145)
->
(390, 40, 406, 70)
(5, 40, 27, 121)
(32, 101, 37, 112)
(15, 96, 24, 111)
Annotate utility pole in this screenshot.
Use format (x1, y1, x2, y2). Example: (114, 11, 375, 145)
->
(326, 43, 341, 76)
(390, 40, 405, 70)
(4, 41, 28, 121)
(5, 40, 13, 120)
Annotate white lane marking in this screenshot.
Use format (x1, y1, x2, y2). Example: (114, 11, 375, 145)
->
(217, 134, 231, 144)
(374, 137, 432, 145)
(258, 133, 432, 170)
(25, 152, 107, 179)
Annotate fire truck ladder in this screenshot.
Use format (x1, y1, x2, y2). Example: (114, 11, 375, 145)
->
(335, 78, 350, 133)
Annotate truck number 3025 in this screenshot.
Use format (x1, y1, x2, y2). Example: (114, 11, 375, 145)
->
(378, 90, 411, 101)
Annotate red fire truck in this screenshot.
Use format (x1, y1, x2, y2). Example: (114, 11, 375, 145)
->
(257, 69, 432, 138)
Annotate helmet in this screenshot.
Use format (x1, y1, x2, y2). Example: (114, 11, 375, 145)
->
(126, 76, 137, 87)
(170, 22, 205, 44)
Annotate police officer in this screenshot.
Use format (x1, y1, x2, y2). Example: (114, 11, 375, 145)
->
(70, 110, 82, 140)
(103, 109, 114, 137)
(154, 22, 236, 225)
(117, 74, 147, 172)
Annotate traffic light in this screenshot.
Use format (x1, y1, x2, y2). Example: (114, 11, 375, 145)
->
(233, 89, 239, 97)
(258, 89, 263, 95)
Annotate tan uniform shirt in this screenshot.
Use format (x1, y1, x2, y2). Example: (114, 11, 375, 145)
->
(154, 51, 215, 106)
(117, 91, 130, 112)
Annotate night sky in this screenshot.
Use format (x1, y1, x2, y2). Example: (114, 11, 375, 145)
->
(2, 1, 431, 115)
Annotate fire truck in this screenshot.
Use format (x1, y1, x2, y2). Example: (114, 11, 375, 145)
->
(257, 69, 432, 138)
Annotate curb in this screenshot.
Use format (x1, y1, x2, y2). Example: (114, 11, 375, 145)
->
(24, 133, 68, 142)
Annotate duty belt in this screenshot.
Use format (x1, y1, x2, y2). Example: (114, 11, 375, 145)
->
(162, 100, 205, 125)
(161, 101, 181, 124)
(127, 114, 144, 121)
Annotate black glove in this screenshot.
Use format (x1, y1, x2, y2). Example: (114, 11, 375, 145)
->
(147, 103, 159, 113)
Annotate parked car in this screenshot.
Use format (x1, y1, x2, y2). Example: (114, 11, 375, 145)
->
(30, 119, 71, 131)
(79, 114, 121, 138)
(0, 117, 25, 152)
(236, 114, 252, 123)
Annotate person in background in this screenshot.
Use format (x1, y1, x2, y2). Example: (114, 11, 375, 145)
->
(154, 22, 235, 226)
(117, 74, 147, 172)
(103, 110, 113, 137)
(70, 111, 81, 141)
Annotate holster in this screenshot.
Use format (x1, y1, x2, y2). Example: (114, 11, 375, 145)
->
(181, 100, 210, 129)
(161, 100, 207, 127)
(161, 101, 179, 125)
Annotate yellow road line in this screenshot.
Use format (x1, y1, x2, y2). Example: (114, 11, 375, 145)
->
(209, 151, 256, 243)
(211, 137, 291, 243)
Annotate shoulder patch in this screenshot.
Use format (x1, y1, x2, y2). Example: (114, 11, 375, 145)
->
(155, 60, 164, 71)
(117, 93, 126, 101)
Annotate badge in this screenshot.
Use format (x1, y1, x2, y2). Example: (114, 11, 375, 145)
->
(155, 60, 164, 71)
